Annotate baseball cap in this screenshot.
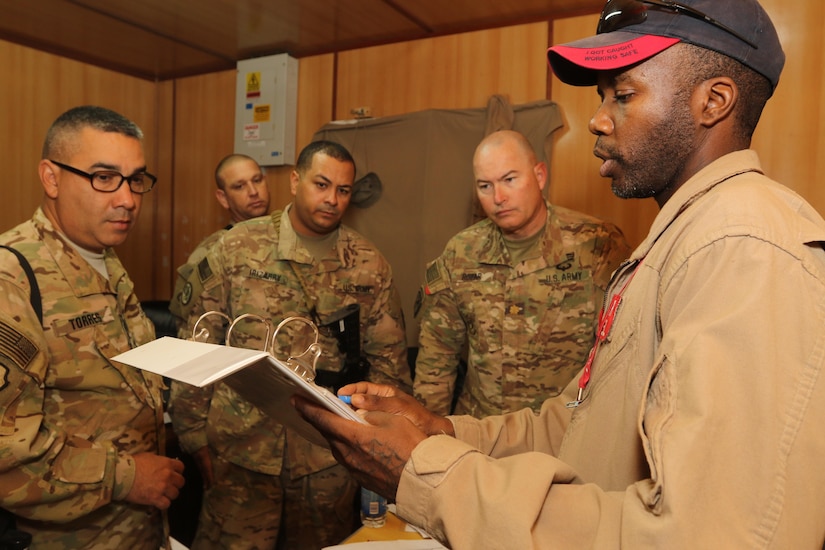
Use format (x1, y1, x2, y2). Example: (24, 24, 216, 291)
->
(547, 0, 784, 92)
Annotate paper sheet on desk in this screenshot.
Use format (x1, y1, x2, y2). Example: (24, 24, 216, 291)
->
(323, 541, 447, 550)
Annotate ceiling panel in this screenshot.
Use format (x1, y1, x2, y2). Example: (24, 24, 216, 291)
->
(392, 0, 603, 32)
(0, 0, 604, 81)
(0, 0, 231, 80)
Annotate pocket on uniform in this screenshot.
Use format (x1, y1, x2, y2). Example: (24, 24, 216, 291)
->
(534, 280, 598, 363)
(53, 441, 107, 484)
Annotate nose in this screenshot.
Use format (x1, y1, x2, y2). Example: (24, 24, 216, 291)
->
(324, 186, 339, 206)
(588, 102, 614, 136)
(113, 179, 138, 210)
(247, 182, 260, 196)
(493, 184, 507, 205)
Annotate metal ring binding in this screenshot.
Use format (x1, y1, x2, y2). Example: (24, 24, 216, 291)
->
(192, 310, 323, 384)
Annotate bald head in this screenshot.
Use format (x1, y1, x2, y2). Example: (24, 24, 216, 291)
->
(473, 130, 547, 240)
(474, 130, 538, 168)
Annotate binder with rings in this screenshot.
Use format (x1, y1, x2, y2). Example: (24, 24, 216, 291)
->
(113, 312, 367, 448)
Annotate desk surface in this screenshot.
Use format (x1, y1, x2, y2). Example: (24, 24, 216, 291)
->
(343, 511, 425, 544)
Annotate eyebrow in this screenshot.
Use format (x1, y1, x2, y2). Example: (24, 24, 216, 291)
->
(478, 169, 518, 184)
(314, 174, 352, 189)
(614, 71, 633, 84)
(230, 175, 261, 186)
(90, 161, 148, 175)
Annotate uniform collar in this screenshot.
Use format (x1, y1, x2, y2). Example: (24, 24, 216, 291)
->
(33, 207, 117, 297)
(632, 149, 764, 261)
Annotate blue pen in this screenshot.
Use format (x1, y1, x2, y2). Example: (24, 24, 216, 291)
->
(338, 395, 352, 404)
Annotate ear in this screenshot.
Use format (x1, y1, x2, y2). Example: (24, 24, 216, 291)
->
(39, 160, 59, 199)
(289, 170, 300, 196)
(215, 188, 230, 211)
(698, 76, 737, 128)
(533, 161, 548, 192)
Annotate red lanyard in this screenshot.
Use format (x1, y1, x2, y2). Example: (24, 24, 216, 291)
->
(566, 260, 643, 408)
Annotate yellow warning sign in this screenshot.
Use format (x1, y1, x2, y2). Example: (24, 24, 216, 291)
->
(246, 72, 261, 98)
(254, 104, 271, 122)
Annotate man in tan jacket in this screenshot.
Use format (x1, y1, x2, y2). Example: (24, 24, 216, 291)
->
(295, 1, 825, 548)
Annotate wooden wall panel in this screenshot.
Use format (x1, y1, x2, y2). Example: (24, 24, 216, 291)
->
(335, 22, 549, 118)
(151, 80, 176, 299)
(0, 39, 163, 299)
(751, 0, 825, 208)
(170, 69, 236, 282)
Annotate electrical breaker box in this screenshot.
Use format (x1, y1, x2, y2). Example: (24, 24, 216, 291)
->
(234, 54, 299, 166)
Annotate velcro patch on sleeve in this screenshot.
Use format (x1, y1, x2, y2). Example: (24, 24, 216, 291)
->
(197, 257, 214, 283)
(423, 259, 450, 295)
(0, 322, 38, 378)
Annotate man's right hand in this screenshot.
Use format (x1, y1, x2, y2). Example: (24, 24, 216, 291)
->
(125, 453, 185, 510)
(338, 382, 455, 437)
(294, 383, 455, 501)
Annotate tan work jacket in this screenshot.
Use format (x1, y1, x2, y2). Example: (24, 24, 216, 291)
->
(397, 151, 825, 549)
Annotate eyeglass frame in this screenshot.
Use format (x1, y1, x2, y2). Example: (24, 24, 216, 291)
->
(49, 159, 157, 194)
(597, 0, 758, 50)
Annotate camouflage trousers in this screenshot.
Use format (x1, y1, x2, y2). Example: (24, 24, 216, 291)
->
(16, 505, 165, 550)
(190, 456, 358, 550)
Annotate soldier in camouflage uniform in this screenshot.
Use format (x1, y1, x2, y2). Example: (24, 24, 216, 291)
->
(0, 106, 184, 549)
(413, 130, 630, 417)
(169, 141, 412, 549)
(169, 154, 271, 324)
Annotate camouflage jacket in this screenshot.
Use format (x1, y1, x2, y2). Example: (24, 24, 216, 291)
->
(169, 207, 411, 478)
(413, 202, 630, 417)
(169, 225, 231, 328)
(0, 208, 166, 549)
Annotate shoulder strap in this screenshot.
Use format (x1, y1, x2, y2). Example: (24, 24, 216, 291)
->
(0, 245, 43, 324)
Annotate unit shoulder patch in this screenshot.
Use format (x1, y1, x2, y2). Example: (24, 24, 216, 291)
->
(423, 259, 450, 295)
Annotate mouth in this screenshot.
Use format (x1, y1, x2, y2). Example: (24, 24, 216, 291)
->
(598, 159, 618, 178)
(594, 149, 618, 179)
(109, 219, 132, 230)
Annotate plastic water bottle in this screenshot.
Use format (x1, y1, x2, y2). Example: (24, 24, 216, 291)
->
(360, 487, 387, 528)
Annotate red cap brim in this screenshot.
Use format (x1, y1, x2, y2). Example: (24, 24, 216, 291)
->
(548, 34, 681, 86)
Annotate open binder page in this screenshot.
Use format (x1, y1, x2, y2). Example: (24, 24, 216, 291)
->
(111, 336, 269, 386)
(113, 336, 367, 448)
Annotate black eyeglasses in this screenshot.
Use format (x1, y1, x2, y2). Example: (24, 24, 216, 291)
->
(597, 0, 757, 49)
(50, 160, 157, 194)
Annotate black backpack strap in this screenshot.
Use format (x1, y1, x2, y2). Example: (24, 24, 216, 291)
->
(0, 245, 43, 325)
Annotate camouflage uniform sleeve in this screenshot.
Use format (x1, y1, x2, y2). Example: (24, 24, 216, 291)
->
(167, 249, 227, 454)
(0, 278, 132, 520)
(168, 381, 213, 454)
(592, 223, 632, 292)
(363, 263, 412, 394)
(412, 257, 466, 415)
(168, 261, 196, 334)
(169, 229, 227, 331)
